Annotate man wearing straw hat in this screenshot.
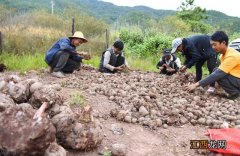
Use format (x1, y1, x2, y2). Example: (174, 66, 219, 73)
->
(45, 31, 90, 78)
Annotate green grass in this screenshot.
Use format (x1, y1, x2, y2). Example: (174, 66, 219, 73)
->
(188, 65, 210, 77)
(83, 55, 100, 68)
(69, 92, 85, 107)
(84, 55, 159, 71)
(0, 52, 210, 75)
(0, 52, 47, 72)
(102, 151, 112, 156)
(127, 56, 159, 71)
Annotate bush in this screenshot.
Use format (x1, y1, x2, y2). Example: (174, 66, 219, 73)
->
(120, 29, 173, 57)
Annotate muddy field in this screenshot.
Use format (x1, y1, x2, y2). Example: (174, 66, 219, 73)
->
(0, 67, 239, 156)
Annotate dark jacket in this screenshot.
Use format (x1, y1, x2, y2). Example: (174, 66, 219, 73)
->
(156, 54, 179, 75)
(99, 48, 125, 73)
(182, 35, 216, 68)
(45, 37, 82, 64)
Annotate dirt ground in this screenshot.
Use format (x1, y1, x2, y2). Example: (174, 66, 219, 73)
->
(1, 68, 229, 156)
(68, 93, 208, 156)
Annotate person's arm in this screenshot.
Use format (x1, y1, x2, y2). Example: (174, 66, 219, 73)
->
(180, 54, 190, 72)
(77, 51, 91, 60)
(103, 51, 115, 71)
(199, 69, 227, 87)
(186, 69, 227, 91)
(70, 51, 91, 62)
(156, 60, 164, 69)
(166, 62, 178, 73)
(59, 38, 76, 53)
(33, 102, 48, 119)
(70, 55, 83, 62)
(121, 53, 129, 69)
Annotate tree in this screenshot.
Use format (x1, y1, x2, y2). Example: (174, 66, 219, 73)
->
(177, 0, 210, 33)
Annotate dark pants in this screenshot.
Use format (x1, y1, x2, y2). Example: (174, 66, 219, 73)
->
(218, 74, 240, 97)
(195, 55, 217, 87)
(100, 56, 125, 73)
(49, 51, 81, 73)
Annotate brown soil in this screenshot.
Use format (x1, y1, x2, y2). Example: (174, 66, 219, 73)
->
(68, 94, 208, 156)
(1, 68, 230, 156)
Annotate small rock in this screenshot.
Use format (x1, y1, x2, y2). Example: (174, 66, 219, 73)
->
(163, 124, 168, 129)
(30, 82, 43, 94)
(235, 120, 240, 125)
(111, 124, 124, 135)
(216, 111, 222, 116)
(150, 109, 157, 116)
(111, 143, 127, 156)
(51, 84, 62, 91)
(178, 98, 187, 104)
(193, 96, 201, 101)
(180, 116, 188, 124)
(205, 119, 212, 126)
(44, 142, 66, 156)
(198, 118, 206, 125)
(138, 117, 145, 123)
(116, 110, 127, 121)
(220, 121, 229, 128)
(109, 96, 115, 101)
(156, 119, 162, 127)
(0, 81, 7, 91)
(235, 125, 240, 129)
(132, 118, 137, 123)
(89, 91, 96, 95)
(124, 115, 132, 123)
(139, 106, 149, 116)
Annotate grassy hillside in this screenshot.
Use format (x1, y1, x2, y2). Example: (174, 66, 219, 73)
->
(1, 0, 239, 34)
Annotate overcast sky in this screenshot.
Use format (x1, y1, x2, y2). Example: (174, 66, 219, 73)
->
(100, 0, 240, 17)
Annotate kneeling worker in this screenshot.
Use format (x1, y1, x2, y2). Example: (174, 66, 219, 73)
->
(186, 31, 240, 100)
(45, 31, 90, 78)
(99, 40, 127, 73)
(156, 49, 181, 75)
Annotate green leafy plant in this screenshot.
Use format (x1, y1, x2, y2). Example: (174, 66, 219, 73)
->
(69, 92, 85, 107)
(102, 151, 112, 156)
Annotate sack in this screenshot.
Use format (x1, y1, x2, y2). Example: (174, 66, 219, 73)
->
(206, 128, 240, 155)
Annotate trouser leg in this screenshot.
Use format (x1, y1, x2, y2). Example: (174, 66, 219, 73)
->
(207, 55, 217, 87)
(50, 51, 70, 72)
(61, 58, 81, 73)
(217, 74, 240, 96)
(115, 56, 125, 67)
(195, 60, 205, 82)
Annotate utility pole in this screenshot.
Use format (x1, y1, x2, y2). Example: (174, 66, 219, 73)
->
(0, 32, 2, 54)
(72, 17, 75, 35)
(51, 0, 54, 15)
(105, 29, 109, 49)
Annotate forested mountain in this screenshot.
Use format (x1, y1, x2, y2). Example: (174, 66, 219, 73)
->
(1, 0, 240, 32)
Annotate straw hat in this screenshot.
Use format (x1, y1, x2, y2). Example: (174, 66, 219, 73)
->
(69, 31, 88, 43)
